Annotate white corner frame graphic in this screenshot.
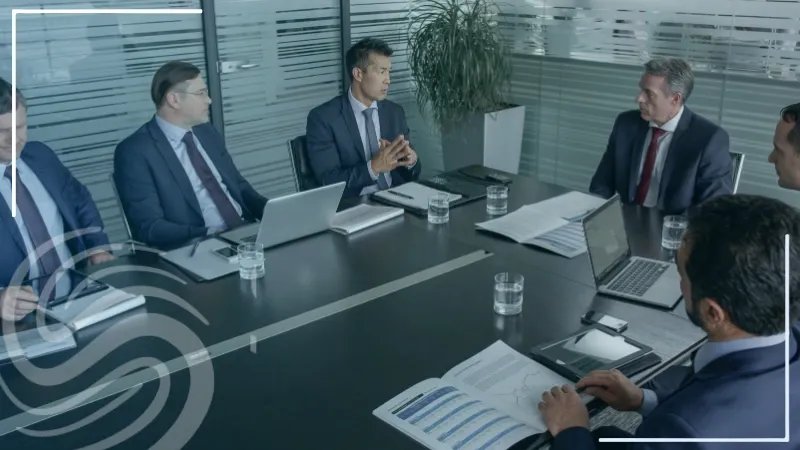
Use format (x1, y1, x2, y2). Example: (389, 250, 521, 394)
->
(10, 8, 202, 217)
(600, 234, 791, 444)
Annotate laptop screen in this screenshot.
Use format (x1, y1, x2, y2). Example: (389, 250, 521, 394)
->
(584, 196, 629, 281)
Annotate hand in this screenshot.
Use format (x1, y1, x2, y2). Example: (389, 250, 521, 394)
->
(576, 369, 644, 412)
(370, 135, 412, 174)
(404, 146, 418, 166)
(88, 250, 115, 266)
(0, 286, 39, 321)
(538, 384, 589, 437)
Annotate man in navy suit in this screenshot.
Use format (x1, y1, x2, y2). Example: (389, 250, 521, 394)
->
(590, 58, 733, 214)
(538, 194, 800, 449)
(306, 37, 421, 198)
(114, 62, 267, 250)
(769, 102, 800, 191)
(0, 79, 113, 321)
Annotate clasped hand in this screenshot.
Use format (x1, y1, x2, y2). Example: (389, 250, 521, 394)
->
(370, 135, 417, 174)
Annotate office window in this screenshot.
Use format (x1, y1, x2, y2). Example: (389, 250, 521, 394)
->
(0, 1, 206, 243)
(500, 0, 800, 207)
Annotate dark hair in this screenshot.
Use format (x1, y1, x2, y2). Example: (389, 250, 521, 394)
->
(345, 38, 393, 82)
(644, 58, 694, 103)
(684, 194, 800, 336)
(151, 61, 201, 107)
(780, 103, 800, 154)
(0, 77, 27, 115)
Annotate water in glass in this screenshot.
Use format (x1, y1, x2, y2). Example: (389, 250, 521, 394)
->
(494, 273, 524, 315)
(238, 243, 265, 280)
(661, 216, 688, 250)
(428, 193, 450, 224)
(486, 186, 508, 215)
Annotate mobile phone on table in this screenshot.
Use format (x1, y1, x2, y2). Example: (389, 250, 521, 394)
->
(581, 310, 628, 333)
(212, 246, 239, 263)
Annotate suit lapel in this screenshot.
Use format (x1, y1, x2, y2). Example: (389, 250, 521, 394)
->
(0, 197, 28, 256)
(627, 121, 650, 201)
(657, 108, 692, 206)
(146, 118, 203, 218)
(378, 101, 391, 141)
(341, 94, 367, 163)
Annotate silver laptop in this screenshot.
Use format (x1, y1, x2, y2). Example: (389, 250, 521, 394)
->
(581, 194, 682, 309)
(220, 182, 346, 249)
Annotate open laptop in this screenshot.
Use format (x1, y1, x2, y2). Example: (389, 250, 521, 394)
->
(220, 181, 346, 249)
(581, 194, 682, 309)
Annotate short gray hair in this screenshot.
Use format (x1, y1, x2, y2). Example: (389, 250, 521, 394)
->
(644, 58, 694, 103)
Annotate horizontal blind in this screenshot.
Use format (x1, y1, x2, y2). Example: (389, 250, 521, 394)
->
(214, 0, 342, 198)
(350, 0, 443, 175)
(0, 0, 206, 243)
(499, 0, 800, 207)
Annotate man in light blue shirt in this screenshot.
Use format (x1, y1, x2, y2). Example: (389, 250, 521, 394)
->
(538, 194, 800, 449)
(0, 79, 113, 321)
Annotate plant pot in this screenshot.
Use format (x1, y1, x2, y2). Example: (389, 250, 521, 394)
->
(441, 104, 526, 174)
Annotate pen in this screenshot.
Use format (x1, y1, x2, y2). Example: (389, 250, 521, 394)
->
(190, 240, 201, 257)
(387, 190, 414, 200)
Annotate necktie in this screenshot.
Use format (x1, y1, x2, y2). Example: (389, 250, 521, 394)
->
(181, 132, 244, 230)
(635, 127, 666, 205)
(362, 108, 390, 190)
(4, 166, 63, 277)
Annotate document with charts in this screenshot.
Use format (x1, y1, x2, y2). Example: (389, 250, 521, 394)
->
(373, 341, 592, 450)
(475, 191, 606, 258)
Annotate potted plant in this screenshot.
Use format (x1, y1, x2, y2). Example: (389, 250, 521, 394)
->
(407, 0, 525, 174)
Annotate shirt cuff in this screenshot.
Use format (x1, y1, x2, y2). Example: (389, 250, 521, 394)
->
(367, 161, 379, 181)
(638, 389, 658, 417)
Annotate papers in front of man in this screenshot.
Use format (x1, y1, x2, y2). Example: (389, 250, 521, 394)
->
(0, 321, 76, 364)
(475, 191, 606, 258)
(329, 204, 405, 235)
(45, 286, 146, 332)
(373, 340, 592, 450)
(159, 237, 241, 281)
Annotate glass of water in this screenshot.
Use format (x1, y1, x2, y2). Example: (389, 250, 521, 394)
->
(494, 272, 524, 316)
(238, 243, 265, 280)
(661, 215, 688, 250)
(486, 185, 509, 215)
(428, 193, 450, 224)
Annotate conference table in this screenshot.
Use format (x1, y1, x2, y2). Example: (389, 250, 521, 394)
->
(0, 172, 704, 449)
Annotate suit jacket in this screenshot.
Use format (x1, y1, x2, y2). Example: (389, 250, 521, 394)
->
(305, 93, 422, 198)
(0, 142, 110, 287)
(589, 107, 733, 215)
(552, 326, 800, 449)
(113, 117, 267, 250)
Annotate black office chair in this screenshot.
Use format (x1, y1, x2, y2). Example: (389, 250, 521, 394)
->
(109, 172, 145, 253)
(287, 135, 319, 192)
(730, 151, 745, 194)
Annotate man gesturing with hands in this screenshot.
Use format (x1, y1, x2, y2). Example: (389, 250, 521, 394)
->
(538, 195, 800, 449)
(306, 37, 421, 198)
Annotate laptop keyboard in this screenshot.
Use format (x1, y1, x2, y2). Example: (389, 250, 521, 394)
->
(607, 259, 669, 297)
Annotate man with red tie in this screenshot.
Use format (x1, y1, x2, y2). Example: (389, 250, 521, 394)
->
(589, 58, 733, 214)
(114, 62, 267, 250)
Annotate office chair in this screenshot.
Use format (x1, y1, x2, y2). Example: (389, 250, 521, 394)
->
(730, 151, 745, 194)
(109, 172, 144, 253)
(287, 135, 320, 192)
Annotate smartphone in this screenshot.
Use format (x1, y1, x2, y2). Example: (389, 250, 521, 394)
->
(212, 246, 239, 263)
(26, 269, 110, 308)
(581, 310, 628, 333)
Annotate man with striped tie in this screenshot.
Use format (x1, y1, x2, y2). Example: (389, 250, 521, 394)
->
(114, 62, 268, 250)
(0, 79, 113, 321)
(306, 37, 421, 198)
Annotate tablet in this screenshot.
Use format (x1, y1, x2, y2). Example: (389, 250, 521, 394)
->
(529, 325, 653, 382)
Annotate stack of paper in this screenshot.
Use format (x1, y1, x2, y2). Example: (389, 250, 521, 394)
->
(0, 324, 76, 363)
(329, 204, 404, 235)
(373, 182, 462, 211)
(46, 287, 146, 332)
(476, 191, 606, 258)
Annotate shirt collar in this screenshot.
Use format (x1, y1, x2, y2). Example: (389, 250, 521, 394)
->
(0, 153, 30, 177)
(650, 105, 684, 133)
(694, 332, 787, 373)
(348, 87, 377, 115)
(155, 114, 191, 146)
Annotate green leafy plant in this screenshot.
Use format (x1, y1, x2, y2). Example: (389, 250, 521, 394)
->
(407, 0, 512, 133)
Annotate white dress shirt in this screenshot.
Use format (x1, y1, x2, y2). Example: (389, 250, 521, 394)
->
(0, 159, 73, 286)
(155, 115, 243, 232)
(348, 88, 387, 196)
(636, 106, 684, 208)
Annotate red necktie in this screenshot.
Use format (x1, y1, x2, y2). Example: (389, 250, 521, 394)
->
(635, 127, 666, 205)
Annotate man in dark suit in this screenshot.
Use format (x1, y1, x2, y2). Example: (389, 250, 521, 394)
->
(306, 37, 421, 198)
(538, 194, 800, 449)
(769, 102, 800, 191)
(590, 58, 733, 214)
(0, 79, 113, 321)
(114, 61, 267, 250)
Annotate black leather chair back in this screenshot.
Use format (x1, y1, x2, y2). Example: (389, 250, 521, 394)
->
(288, 135, 319, 192)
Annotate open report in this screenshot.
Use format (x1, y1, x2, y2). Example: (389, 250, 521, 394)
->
(373, 341, 592, 450)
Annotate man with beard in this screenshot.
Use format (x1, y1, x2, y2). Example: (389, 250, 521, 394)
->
(538, 194, 800, 449)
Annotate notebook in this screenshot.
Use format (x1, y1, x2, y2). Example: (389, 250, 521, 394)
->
(45, 286, 145, 332)
(372, 182, 463, 214)
(159, 238, 241, 282)
(329, 204, 404, 235)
